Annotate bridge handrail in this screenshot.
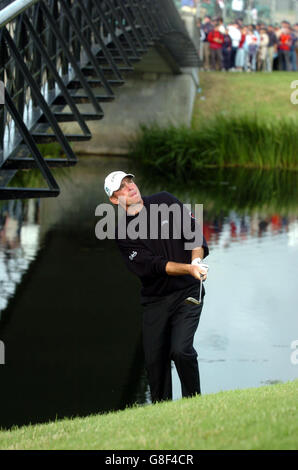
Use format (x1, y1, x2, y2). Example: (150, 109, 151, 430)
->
(0, 0, 39, 27)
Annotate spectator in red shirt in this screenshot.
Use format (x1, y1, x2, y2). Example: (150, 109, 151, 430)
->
(207, 23, 224, 71)
(235, 26, 248, 71)
(278, 25, 292, 70)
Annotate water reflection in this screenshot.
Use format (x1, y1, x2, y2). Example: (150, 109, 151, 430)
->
(202, 210, 297, 249)
(185, 188, 298, 397)
(0, 158, 147, 429)
(0, 159, 298, 426)
(139, 167, 298, 398)
(0, 200, 40, 315)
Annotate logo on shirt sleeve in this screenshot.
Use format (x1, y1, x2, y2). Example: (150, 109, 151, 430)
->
(129, 251, 137, 261)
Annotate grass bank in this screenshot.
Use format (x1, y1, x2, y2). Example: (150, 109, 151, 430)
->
(192, 71, 298, 126)
(131, 118, 298, 178)
(129, 72, 298, 174)
(0, 380, 297, 450)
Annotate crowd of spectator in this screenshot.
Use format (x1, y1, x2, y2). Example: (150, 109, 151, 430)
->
(198, 17, 298, 72)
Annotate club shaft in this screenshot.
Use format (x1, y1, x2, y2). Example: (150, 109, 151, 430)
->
(199, 279, 202, 303)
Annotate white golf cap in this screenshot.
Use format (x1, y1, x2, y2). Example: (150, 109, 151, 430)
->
(104, 171, 135, 197)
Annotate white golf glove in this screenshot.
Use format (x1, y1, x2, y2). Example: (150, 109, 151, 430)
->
(191, 257, 209, 279)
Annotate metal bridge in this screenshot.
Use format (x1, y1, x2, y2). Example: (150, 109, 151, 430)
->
(0, 0, 199, 200)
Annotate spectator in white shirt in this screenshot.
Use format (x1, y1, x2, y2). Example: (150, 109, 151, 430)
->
(228, 23, 242, 69)
(245, 25, 259, 71)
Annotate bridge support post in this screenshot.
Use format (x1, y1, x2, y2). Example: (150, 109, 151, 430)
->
(68, 66, 199, 156)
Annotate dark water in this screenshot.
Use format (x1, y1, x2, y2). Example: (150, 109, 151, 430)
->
(0, 157, 297, 428)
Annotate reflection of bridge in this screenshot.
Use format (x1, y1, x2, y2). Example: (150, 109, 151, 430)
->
(0, 0, 199, 200)
(0, 162, 148, 429)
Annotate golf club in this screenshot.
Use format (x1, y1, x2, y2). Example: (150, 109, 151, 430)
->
(185, 263, 209, 305)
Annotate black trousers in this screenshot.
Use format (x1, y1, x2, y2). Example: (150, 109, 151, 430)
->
(222, 49, 232, 70)
(141, 284, 204, 403)
(230, 46, 238, 68)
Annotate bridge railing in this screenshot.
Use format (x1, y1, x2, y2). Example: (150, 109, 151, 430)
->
(0, 0, 199, 200)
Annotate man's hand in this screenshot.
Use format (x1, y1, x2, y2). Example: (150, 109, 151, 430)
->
(191, 257, 209, 281)
(189, 264, 208, 282)
(165, 259, 209, 280)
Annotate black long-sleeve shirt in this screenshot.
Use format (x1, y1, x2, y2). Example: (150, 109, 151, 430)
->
(115, 192, 209, 297)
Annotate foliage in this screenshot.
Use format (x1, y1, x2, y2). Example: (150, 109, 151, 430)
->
(7, 143, 64, 188)
(129, 117, 298, 182)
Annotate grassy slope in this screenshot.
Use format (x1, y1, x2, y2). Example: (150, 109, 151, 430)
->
(0, 380, 297, 450)
(192, 71, 298, 127)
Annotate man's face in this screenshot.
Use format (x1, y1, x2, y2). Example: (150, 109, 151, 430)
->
(110, 176, 142, 210)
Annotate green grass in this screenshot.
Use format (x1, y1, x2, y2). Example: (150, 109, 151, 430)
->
(192, 71, 298, 126)
(0, 380, 297, 450)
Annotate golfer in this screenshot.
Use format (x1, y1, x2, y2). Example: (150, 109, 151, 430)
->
(104, 171, 209, 403)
